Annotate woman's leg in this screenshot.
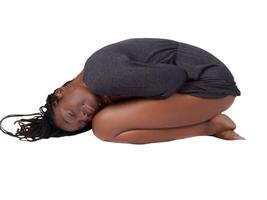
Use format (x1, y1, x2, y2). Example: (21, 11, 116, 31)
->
(108, 114, 244, 144)
(92, 93, 243, 144)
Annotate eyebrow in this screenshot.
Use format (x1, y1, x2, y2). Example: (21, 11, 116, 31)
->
(61, 110, 71, 125)
(63, 117, 71, 125)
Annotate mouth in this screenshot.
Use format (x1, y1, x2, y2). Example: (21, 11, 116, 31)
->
(82, 103, 95, 115)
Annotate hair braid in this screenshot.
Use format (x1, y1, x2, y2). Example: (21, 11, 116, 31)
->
(0, 80, 92, 142)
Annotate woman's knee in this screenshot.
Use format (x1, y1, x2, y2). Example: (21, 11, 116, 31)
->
(220, 95, 236, 112)
(91, 105, 126, 140)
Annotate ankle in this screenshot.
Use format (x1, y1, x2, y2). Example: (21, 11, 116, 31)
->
(207, 120, 218, 135)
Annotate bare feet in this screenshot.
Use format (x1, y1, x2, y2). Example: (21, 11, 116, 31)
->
(209, 114, 245, 140)
(209, 113, 236, 132)
(213, 130, 246, 140)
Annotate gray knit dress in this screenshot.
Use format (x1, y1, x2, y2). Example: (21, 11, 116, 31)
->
(83, 38, 241, 99)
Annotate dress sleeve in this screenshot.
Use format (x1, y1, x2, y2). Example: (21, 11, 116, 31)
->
(83, 54, 189, 99)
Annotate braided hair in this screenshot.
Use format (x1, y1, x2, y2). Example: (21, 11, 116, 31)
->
(0, 80, 96, 142)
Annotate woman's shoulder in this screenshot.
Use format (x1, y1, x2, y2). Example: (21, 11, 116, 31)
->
(86, 37, 179, 64)
(90, 38, 179, 54)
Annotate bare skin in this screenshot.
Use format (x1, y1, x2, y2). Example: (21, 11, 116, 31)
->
(52, 71, 138, 132)
(91, 93, 245, 144)
(52, 71, 102, 132)
(209, 114, 245, 140)
(52, 70, 245, 143)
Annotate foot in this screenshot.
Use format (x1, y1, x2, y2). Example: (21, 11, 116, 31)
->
(213, 130, 246, 140)
(209, 114, 245, 140)
(209, 113, 236, 132)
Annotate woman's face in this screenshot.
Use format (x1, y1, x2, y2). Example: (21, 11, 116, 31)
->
(52, 84, 101, 132)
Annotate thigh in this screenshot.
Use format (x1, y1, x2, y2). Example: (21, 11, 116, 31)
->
(92, 93, 235, 138)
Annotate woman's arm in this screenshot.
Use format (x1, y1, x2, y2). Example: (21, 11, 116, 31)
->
(105, 95, 143, 105)
(85, 59, 189, 100)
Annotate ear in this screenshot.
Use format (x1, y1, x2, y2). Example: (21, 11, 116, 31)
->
(54, 87, 65, 99)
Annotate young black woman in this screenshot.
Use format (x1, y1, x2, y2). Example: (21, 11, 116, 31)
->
(0, 38, 244, 143)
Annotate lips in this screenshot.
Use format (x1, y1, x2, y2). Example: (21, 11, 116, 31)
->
(82, 104, 94, 115)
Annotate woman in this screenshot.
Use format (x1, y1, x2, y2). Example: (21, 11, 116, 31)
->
(0, 38, 244, 144)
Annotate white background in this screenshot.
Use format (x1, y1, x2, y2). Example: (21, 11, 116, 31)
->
(0, 0, 266, 199)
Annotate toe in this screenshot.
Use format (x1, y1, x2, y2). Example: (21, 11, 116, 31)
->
(212, 130, 245, 140)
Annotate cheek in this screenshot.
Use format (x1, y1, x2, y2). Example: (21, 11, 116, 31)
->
(73, 89, 93, 104)
(69, 91, 87, 108)
(71, 88, 96, 109)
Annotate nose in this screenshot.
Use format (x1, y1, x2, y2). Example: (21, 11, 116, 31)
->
(79, 106, 91, 121)
(79, 111, 89, 121)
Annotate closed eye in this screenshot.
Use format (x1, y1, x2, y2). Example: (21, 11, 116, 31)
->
(68, 111, 75, 118)
(67, 110, 91, 128)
